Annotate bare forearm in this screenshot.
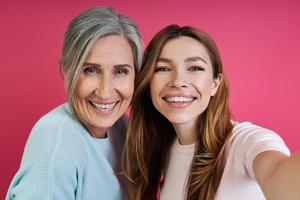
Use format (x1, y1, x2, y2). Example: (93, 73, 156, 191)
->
(264, 152, 300, 200)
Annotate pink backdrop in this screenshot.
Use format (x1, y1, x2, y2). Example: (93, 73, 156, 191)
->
(1, 0, 299, 198)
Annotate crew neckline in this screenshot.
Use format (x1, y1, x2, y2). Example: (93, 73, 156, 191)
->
(173, 138, 196, 154)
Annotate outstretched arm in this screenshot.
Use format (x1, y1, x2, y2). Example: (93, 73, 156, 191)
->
(253, 150, 300, 200)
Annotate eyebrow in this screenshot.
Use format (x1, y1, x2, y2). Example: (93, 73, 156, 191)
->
(114, 64, 134, 69)
(83, 62, 100, 68)
(83, 62, 134, 69)
(185, 56, 208, 64)
(157, 56, 208, 64)
(157, 58, 172, 63)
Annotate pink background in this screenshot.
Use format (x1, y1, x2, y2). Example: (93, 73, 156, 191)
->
(1, 0, 299, 198)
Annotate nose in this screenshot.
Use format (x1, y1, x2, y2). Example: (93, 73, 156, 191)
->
(95, 73, 113, 99)
(169, 69, 188, 88)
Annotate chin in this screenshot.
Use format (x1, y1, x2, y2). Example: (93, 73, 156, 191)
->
(166, 116, 194, 125)
(99, 116, 118, 126)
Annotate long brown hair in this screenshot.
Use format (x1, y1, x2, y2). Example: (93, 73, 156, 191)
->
(123, 25, 233, 200)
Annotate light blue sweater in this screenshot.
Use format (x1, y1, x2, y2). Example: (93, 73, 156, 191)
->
(6, 103, 127, 200)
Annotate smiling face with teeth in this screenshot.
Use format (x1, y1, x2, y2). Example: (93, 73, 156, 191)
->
(150, 36, 221, 134)
(73, 35, 135, 138)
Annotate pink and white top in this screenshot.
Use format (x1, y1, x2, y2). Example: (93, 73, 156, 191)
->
(159, 122, 290, 200)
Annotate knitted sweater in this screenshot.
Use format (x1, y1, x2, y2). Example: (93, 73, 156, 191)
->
(6, 103, 127, 200)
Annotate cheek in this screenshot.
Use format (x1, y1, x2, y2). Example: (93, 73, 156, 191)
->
(116, 77, 135, 99)
(150, 76, 164, 97)
(76, 78, 97, 98)
(150, 83, 163, 111)
(193, 77, 215, 94)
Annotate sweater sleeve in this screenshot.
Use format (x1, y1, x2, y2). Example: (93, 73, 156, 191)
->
(233, 122, 290, 179)
(6, 116, 80, 200)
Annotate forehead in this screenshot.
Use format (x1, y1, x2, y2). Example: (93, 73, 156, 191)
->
(159, 36, 210, 64)
(85, 35, 134, 63)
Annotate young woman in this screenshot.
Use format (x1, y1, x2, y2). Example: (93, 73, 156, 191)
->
(6, 7, 142, 200)
(124, 25, 300, 199)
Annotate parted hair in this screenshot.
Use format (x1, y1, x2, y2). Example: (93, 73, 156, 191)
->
(59, 7, 143, 109)
(123, 25, 233, 200)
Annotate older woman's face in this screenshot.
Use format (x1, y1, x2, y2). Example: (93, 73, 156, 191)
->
(150, 36, 220, 129)
(74, 35, 135, 138)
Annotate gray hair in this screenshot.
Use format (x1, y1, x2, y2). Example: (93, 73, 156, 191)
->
(60, 7, 143, 106)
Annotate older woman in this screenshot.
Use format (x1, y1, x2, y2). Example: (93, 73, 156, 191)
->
(6, 7, 142, 200)
(124, 25, 300, 200)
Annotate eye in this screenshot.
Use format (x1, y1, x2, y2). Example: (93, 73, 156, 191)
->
(115, 68, 128, 75)
(189, 66, 205, 72)
(83, 66, 98, 74)
(155, 66, 171, 72)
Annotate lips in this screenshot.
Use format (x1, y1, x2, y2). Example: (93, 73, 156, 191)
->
(89, 100, 118, 112)
(162, 95, 196, 108)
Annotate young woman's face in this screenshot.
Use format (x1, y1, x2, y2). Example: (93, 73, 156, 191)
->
(150, 36, 220, 128)
(74, 35, 135, 138)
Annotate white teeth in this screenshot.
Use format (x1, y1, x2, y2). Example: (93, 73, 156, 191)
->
(90, 101, 116, 111)
(165, 97, 194, 102)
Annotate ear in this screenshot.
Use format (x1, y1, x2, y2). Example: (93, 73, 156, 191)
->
(210, 74, 222, 96)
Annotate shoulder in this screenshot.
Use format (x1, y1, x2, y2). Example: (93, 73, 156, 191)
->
(29, 103, 86, 142)
(231, 121, 284, 143)
(228, 121, 290, 178)
(7, 104, 85, 199)
(22, 103, 86, 166)
(32, 103, 77, 131)
(231, 121, 289, 152)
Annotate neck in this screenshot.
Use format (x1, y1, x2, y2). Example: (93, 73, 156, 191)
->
(173, 121, 198, 145)
(86, 125, 108, 139)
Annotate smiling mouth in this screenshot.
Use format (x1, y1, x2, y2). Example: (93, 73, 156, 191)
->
(89, 100, 119, 112)
(163, 96, 196, 103)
